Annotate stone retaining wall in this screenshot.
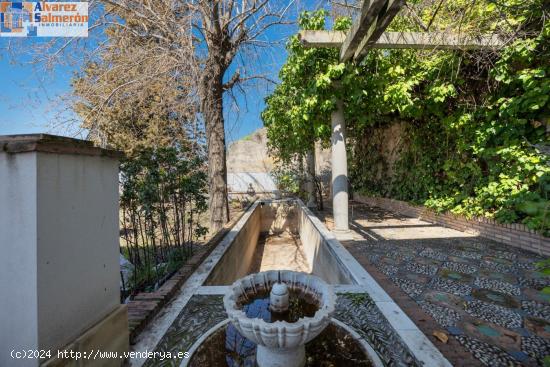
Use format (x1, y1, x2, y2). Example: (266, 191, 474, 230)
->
(354, 194, 550, 256)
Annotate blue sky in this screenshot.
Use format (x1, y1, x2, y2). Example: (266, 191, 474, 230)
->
(223, 21, 293, 144)
(0, 1, 326, 143)
(0, 47, 84, 136)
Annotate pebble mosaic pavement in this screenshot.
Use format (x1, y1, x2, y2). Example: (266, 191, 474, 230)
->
(320, 204, 550, 367)
(143, 293, 420, 366)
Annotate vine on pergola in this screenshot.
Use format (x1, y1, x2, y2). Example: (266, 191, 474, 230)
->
(263, 1, 549, 234)
(262, 10, 350, 163)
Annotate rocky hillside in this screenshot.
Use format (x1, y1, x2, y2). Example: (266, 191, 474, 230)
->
(227, 128, 332, 195)
(227, 128, 274, 174)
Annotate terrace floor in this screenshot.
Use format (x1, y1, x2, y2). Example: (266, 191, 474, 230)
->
(317, 203, 550, 367)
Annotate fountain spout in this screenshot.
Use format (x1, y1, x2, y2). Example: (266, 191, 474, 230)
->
(269, 282, 289, 313)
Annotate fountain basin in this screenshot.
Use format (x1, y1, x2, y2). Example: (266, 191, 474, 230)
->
(185, 318, 383, 367)
(223, 271, 335, 367)
(205, 200, 357, 286)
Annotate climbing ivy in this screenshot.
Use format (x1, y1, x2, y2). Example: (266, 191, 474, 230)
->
(263, 4, 549, 234)
(262, 10, 351, 162)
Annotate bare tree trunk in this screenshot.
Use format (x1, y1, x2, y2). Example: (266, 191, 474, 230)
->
(202, 64, 230, 232)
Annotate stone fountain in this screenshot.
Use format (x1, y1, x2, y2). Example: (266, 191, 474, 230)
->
(223, 270, 335, 367)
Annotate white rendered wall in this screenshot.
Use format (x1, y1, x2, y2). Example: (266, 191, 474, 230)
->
(298, 206, 355, 284)
(0, 150, 120, 366)
(0, 152, 40, 365)
(227, 172, 277, 193)
(205, 206, 261, 285)
(36, 152, 120, 352)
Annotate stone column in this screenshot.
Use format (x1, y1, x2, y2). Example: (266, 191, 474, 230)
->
(331, 99, 350, 233)
(0, 134, 128, 367)
(306, 148, 316, 208)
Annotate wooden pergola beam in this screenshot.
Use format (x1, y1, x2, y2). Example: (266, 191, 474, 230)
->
(299, 30, 504, 51)
(353, 0, 406, 59)
(297, 30, 347, 48)
(339, 0, 388, 62)
(373, 32, 504, 50)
